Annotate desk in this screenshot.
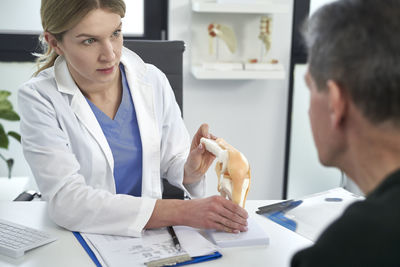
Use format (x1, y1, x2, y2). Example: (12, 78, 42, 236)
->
(0, 201, 313, 267)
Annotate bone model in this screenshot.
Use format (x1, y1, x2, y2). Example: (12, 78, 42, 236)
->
(208, 23, 237, 55)
(258, 16, 272, 53)
(200, 137, 251, 208)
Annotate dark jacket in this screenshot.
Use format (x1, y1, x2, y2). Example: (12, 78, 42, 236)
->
(291, 169, 400, 267)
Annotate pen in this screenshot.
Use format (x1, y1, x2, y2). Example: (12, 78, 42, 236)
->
(167, 226, 181, 251)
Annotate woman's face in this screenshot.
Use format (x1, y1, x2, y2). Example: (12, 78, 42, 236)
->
(49, 8, 123, 91)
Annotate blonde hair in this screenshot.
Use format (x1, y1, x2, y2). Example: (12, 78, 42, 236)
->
(34, 0, 126, 76)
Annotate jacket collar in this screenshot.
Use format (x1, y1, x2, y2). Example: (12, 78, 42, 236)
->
(52, 47, 150, 174)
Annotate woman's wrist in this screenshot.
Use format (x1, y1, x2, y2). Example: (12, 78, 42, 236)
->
(145, 199, 190, 228)
(183, 164, 203, 185)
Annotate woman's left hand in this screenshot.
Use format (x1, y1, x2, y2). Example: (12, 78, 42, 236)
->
(183, 123, 216, 184)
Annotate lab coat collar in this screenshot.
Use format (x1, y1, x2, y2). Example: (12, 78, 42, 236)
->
(53, 55, 116, 171)
(53, 49, 160, 198)
(52, 49, 149, 172)
(120, 46, 146, 78)
(120, 48, 162, 198)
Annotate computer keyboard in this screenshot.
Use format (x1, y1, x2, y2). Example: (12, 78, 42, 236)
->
(0, 218, 57, 258)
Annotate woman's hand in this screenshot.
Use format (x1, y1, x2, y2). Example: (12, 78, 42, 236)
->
(144, 196, 248, 233)
(183, 123, 216, 185)
(183, 196, 248, 233)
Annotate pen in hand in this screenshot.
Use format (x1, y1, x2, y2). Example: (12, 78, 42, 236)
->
(167, 226, 181, 251)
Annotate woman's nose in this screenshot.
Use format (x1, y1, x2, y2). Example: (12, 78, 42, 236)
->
(99, 41, 116, 62)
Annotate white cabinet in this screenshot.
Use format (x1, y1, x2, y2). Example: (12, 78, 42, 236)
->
(190, 0, 290, 80)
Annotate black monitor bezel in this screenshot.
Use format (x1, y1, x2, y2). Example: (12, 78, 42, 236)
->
(282, 0, 310, 199)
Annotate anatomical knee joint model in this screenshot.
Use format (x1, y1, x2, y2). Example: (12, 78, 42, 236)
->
(200, 138, 251, 208)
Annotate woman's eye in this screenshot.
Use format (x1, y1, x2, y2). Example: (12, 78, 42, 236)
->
(112, 30, 121, 37)
(83, 38, 95, 45)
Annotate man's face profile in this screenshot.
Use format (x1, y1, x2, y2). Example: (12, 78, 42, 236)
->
(305, 70, 335, 167)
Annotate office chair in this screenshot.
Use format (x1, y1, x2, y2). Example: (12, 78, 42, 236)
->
(123, 40, 186, 200)
(123, 40, 184, 113)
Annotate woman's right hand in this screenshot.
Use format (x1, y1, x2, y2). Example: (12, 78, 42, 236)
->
(182, 196, 248, 233)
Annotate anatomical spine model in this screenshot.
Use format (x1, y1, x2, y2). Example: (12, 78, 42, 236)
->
(258, 16, 272, 55)
(208, 23, 237, 56)
(200, 138, 251, 208)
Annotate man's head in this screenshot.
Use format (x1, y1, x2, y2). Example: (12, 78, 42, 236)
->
(302, 0, 400, 166)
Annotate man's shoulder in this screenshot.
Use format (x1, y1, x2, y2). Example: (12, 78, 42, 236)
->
(291, 191, 400, 266)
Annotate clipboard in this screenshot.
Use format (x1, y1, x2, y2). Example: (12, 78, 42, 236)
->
(73, 231, 222, 267)
(73, 232, 102, 267)
(144, 251, 222, 267)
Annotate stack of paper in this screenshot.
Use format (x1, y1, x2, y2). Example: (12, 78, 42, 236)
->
(206, 217, 269, 248)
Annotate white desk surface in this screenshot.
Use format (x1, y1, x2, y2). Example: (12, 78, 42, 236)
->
(0, 200, 313, 267)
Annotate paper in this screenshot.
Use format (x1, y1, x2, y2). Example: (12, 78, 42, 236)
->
(263, 187, 364, 242)
(174, 226, 219, 257)
(81, 227, 218, 267)
(206, 217, 269, 248)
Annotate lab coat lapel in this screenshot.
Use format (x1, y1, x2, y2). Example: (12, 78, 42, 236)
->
(70, 94, 114, 171)
(121, 49, 161, 198)
(129, 80, 161, 198)
(54, 56, 115, 171)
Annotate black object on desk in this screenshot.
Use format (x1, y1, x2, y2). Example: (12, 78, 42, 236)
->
(14, 191, 41, 201)
(256, 199, 294, 215)
(167, 226, 181, 251)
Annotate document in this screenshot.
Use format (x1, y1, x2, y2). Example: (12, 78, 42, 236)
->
(259, 187, 364, 242)
(206, 217, 269, 248)
(81, 226, 219, 267)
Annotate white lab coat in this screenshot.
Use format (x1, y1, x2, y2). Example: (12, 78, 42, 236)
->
(18, 47, 205, 237)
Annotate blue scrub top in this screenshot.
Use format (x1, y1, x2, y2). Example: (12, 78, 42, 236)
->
(86, 64, 143, 196)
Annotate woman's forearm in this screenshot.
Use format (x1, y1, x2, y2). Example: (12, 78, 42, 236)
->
(144, 199, 189, 229)
(144, 196, 248, 233)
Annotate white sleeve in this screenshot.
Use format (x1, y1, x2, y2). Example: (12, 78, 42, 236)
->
(18, 82, 156, 237)
(157, 73, 206, 198)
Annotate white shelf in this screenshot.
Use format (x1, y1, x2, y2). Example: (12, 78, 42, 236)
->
(192, 0, 290, 14)
(191, 66, 286, 80)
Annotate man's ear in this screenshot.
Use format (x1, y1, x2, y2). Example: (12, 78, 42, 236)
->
(327, 80, 347, 129)
(43, 32, 63, 56)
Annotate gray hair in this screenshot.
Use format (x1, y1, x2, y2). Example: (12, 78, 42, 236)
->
(302, 0, 400, 125)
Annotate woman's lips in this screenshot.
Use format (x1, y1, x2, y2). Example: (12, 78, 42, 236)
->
(97, 66, 114, 74)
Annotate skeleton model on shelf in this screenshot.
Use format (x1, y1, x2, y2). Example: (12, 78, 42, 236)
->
(258, 15, 273, 62)
(245, 15, 279, 70)
(208, 23, 237, 60)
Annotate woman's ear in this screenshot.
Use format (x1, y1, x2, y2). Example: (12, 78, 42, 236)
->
(327, 80, 348, 129)
(43, 32, 63, 56)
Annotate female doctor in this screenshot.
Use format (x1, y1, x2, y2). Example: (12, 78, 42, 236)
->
(18, 0, 248, 237)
